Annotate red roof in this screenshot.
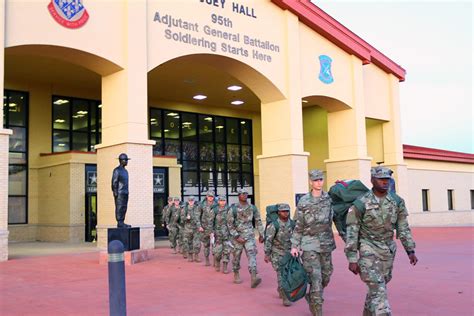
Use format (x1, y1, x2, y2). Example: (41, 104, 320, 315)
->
(271, 0, 406, 81)
(403, 144, 474, 164)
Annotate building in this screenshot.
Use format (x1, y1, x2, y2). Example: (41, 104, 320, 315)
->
(1, 0, 472, 261)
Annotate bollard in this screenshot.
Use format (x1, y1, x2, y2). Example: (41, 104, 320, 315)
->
(108, 240, 127, 316)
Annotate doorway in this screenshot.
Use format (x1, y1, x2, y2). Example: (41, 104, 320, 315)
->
(85, 164, 97, 242)
(153, 167, 168, 237)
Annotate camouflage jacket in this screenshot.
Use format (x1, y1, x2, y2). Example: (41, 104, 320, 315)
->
(180, 204, 202, 230)
(344, 190, 416, 263)
(162, 204, 173, 225)
(264, 218, 293, 257)
(200, 201, 217, 231)
(213, 206, 230, 239)
(166, 205, 181, 227)
(291, 191, 336, 252)
(227, 203, 264, 241)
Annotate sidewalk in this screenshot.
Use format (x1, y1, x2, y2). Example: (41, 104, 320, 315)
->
(1, 227, 473, 315)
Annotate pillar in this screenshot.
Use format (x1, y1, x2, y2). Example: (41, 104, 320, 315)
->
(258, 11, 309, 213)
(324, 56, 372, 187)
(0, 0, 12, 262)
(95, 0, 155, 250)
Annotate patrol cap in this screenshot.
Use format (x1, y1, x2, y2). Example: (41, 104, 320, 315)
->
(118, 153, 130, 161)
(277, 203, 290, 212)
(167, 196, 173, 202)
(187, 196, 195, 201)
(217, 195, 226, 201)
(309, 169, 324, 181)
(371, 166, 393, 179)
(173, 197, 180, 201)
(237, 188, 248, 195)
(206, 190, 215, 197)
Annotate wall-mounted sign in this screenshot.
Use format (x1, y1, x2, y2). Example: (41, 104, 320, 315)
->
(153, 171, 165, 194)
(318, 55, 334, 84)
(48, 0, 89, 29)
(86, 170, 97, 193)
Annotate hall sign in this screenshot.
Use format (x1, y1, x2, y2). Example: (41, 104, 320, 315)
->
(153, 1, 281, 63)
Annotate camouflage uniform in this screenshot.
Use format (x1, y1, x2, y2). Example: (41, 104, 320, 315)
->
(227, 202, 264, 274)
(165, 203, 181, 250)
(264, 210, 293, 291)
(291, 183, 336, 312)
(212, 204, 231, 265)
(181, 201, 202, 258)
(345, 168, 416, 316)
(200, 199, 217, 261)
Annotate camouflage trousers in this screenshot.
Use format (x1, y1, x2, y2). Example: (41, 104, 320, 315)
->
(212, 236, 231, 263)
(302, 251, 333, 306)
(270, 253, 286, 288)
(358, 246, 395, 315)
(167, 225, 179, 249)
(201, 230, 213, 258)
(178, 225, 184, 250)
(183, 228, 201, 255)
(232, 237, 258, 273)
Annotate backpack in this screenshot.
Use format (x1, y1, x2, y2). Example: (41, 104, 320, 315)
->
(329, 180, 403, 241)
(279, 253, 308, 302)
(263, 204, 295, 241)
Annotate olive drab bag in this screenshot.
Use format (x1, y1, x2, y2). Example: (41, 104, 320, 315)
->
(263, 204, 295, 241)
(279, 253, 308, 302)
(328, 180, 369, 242)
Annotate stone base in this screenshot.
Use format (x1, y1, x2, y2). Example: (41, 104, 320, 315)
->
(99, 249, 149, 265)
(0, 229, 9, 262)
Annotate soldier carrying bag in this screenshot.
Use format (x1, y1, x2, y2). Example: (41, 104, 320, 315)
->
(263, 204, 295, 242)
(279, 253, 308, 302)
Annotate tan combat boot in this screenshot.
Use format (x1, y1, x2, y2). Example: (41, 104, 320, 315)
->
(222, 262, 229, 274)
(215, 260, 221, 272)
(363, 307, 372, 316)
(188, 253, 193, 262)
(205, 256, 210, 266)
(277, 287, 282, 298)
(279, 288, 291, 306)
(309, 304, 323, 316)
(250, 271, 262, 288)
(183, 252, 187, 259)
(233, 271, 243, 284)
(172, 247, 177, 254)
(194, 254, 202, 262)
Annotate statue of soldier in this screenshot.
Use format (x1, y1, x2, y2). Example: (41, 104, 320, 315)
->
(345, 166, 418, 316)
(111, 153, 131, 228)
(200, 190, 217, 266)
(291, 169, 336, 316)
(227, 188, 264, 288)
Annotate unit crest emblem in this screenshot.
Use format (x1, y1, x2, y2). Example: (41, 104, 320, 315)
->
(48, 0, 89, 29)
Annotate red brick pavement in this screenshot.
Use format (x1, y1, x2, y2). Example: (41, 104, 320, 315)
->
(0, 227, 473, 316)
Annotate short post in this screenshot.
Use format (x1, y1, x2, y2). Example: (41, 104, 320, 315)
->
(108, 240, 127, 316)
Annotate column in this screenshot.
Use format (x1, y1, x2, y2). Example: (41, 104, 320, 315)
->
(257, 11, 309, 213)
(324, 56, 372, 187)
(382, 74, 409, 200)
(0, 0, 12, 262)
(95, 0, 155, 250)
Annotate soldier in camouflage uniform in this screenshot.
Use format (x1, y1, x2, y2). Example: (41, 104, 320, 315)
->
(291, 169, 336, 316)
(200, 190, 217, 266)
(181, 196, 204, 262)
(212, 195, 231, 274)
(162, 196, 173, 228)
(227, 188, 265, 288)
(345, 166, 418, 316)
(164, 197, 180, 254)
(264, 203, 294, 307)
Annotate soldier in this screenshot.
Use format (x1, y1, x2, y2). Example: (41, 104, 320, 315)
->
(162, 196, 173, 230)
(227, 188, 264, 288)
(264, 203, 294, 307)
(212, 195, 231, 274)
(200, 190, 217, 266)
(165, 197, 180, 254)
(181, 196, 204, 262)
(290, 169, 336, 316)
(345, 166, 418, 316)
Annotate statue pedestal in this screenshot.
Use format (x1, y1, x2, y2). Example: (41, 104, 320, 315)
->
(107, 227, 140, 251)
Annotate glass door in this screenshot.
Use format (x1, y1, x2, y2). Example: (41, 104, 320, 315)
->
(85, 164, 97, 242)
(153, 167, 168, 237)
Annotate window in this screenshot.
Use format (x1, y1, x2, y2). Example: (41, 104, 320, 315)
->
(471, 190, 474, 210)
(447, 189, 454, 210)
(52, 96, 101, 152)
(422, 189, 430, 212)
(4, 90, 28, 224)
(149, 108, 254, 204)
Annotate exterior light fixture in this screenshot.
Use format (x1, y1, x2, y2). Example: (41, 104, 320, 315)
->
(227, 85, 242, 91)
(193, 95, 207, 100)
(231, 100, 244, 105)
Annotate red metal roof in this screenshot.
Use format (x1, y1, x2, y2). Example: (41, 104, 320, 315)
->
(403, 144, 474, 164)
(271, 0, 406, 81)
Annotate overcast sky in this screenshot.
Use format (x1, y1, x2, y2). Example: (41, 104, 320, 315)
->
(312, 1, 473, 154)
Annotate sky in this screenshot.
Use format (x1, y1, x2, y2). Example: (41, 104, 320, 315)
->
(312, 0, 473, 154)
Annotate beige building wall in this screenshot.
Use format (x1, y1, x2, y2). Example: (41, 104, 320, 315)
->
(405, 159, 473, 226)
